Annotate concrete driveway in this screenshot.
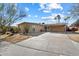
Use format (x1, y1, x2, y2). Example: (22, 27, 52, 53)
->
(0, 32, 79, 56)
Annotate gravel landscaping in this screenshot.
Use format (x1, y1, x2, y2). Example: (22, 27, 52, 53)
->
(68, 34, 79, 42)
(0, 34, 31, 43)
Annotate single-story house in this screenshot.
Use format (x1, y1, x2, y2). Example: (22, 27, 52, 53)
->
(45, 24, 66, 32)
(18, 22, 45, 34)
(18, 22, 66, 33)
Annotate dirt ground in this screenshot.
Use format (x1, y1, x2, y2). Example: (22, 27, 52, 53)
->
(68, 34, 79, 43)
(4, 34, 32, 43)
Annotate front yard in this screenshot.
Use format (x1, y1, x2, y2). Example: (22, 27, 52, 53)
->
(68, 34, 79, 42)
(0, 34, 32, 43)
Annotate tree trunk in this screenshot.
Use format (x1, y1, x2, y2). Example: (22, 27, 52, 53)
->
(58, 19, 60, 23)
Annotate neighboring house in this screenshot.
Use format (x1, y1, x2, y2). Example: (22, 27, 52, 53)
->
(18, 22, 66, 33)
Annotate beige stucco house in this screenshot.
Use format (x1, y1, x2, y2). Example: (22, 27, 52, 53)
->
(18, 22, 66, 34)
(46, 24, 66, 32)
(18, 22, 45, 34)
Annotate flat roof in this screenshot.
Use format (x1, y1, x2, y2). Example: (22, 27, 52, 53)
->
(18, 22, 66, 26)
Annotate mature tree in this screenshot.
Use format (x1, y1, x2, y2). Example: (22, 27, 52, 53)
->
(54, 15, 61, 23)
(0, 3, 27, 33)
(70, 4, 79, 18)
(69, 4, 79, 27)
(63, 16, 70, 32)
(74, 19, 79, 26)
(64, 16, 70, 24)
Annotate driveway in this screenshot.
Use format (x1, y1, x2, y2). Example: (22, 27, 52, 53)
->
(0, 32, 79, 56)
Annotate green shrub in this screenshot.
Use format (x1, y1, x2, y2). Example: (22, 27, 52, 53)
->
(0, 26, 8, 34)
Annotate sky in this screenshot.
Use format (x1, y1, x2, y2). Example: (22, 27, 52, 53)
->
(12, 3, 74, 26)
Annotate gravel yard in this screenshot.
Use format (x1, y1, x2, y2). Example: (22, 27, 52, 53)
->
(68, 34, 79, 42)
(0, 34, 31, 43)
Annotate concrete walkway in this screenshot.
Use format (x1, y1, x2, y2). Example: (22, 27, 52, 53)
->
(0, 32, 79, 56)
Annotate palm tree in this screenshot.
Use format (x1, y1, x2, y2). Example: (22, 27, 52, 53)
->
(64, 16, 70, 25)
(74, 19, 79, 26)
(54, 15, 61, 23)
(63, 16, 70, 32)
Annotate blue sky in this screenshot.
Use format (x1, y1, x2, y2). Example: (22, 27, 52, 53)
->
(12, 3, 74, 26)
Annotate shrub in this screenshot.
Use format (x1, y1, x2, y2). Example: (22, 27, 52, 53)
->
(0, 26, 8, 34)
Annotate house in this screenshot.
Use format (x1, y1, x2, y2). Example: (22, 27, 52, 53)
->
(18, 22, 66, 34)
(46, 24, 66, 32)
(18, 22, 45, 34)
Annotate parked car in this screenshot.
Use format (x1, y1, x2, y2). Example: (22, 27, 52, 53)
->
(68, 27, 78, 31)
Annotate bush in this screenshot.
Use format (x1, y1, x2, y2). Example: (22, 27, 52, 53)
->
(8, 26, 19, 33)
(0, 26, 8, 34)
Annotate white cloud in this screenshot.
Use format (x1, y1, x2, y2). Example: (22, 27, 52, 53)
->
(28, 14, 31, 17)
(48, 3, 63, 10)
(43, 10, 51, 13)
(67, 12, 71, 14)
(62, 11, 65, 14)
(25, 7, 29, 11)
(39, 3, 45, 9)
(41, 15, 55, 20)
(62, 11, 71, 15)
(41, 13, 64, 20)
(39, 3, 63, 13)
(52, 13, 64, 18)
(34, 15, 38, 18)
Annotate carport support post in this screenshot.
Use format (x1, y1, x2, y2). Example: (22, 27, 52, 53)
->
(65, 24, 67, 33)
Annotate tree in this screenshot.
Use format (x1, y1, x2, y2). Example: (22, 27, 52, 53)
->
(0, 3, 27, 33)
(54, 15, 61, 23)
(42, 22, 45, 24)
(64, 16, 70, 24)
(74, 19, 79, 26)
(69, 4, 79, 27)
(70, 4, 79, 18)
(63, 16, 70, 32)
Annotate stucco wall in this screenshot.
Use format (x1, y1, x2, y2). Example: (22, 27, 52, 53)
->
(18, 23, 30, 33)
(18, 23, 44, 33)
(18, 22, 66, 33)
(29, 25, 44, 32)
(48, 25, 65, 32)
